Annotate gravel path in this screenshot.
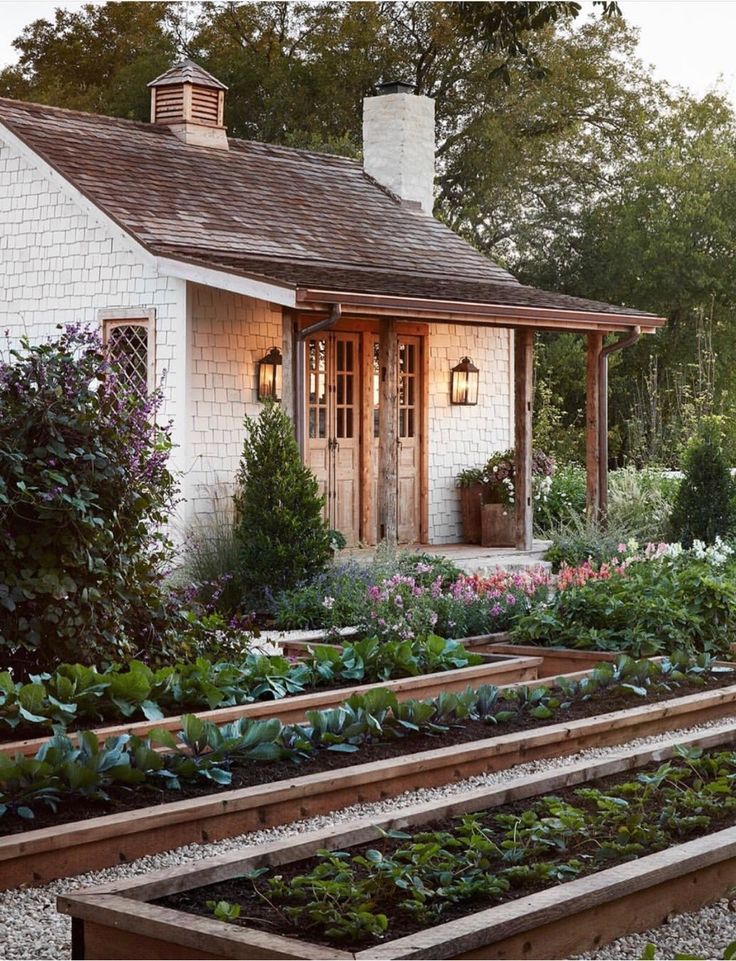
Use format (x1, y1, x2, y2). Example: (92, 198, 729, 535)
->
(0, 718, 733, 961)
(576, 898, 736, 959)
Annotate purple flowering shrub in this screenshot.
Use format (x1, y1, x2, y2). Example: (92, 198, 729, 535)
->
(0, 326, 181, 672)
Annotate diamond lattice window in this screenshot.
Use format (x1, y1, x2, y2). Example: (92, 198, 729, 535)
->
(106, 323, 150, 396)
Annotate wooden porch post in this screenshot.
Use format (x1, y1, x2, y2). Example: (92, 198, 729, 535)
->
(585, 331, 604, 520)
(281, 308, 296, 423)
(514, 328, 534, 551)
(378, 317, 398, 544)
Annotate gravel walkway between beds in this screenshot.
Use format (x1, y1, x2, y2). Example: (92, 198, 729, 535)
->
(0, 717, 733, 961)
(575, 898, 736, 959)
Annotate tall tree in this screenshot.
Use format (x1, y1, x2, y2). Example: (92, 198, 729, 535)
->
(0, 2, 176, 118)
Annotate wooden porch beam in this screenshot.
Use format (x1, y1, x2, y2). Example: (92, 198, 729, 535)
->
(514, 329, 534, 551)
(585, 331, 604, 521)
(378, 318, 399, 545)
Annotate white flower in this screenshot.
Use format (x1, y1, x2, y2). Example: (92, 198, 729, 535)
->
(322, 596, 335, 610)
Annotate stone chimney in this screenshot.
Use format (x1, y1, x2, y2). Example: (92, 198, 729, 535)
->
(362, 81, 435, 214)
(148, 59, 228, 150)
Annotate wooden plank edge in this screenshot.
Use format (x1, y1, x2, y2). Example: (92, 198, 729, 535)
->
(359, 826, 736, 959)
(5, 687, 736, 865)
(60, 721, 736, 903)
(59, 729, 736, 960)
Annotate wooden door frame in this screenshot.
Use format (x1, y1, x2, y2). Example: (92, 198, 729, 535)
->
(297, 316, 429, 546)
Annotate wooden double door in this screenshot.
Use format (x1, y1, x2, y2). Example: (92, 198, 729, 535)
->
(305, 328, 424, 547)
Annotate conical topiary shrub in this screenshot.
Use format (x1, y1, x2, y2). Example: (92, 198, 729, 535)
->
(669, 418, 736, 546)
(234, 402, 333, 601)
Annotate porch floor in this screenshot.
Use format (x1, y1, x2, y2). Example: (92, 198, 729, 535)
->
(341, 540, 552, 574)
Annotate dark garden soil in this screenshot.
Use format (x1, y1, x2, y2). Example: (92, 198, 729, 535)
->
(155, 744, 736, 950)
(2, 673, 734, 838)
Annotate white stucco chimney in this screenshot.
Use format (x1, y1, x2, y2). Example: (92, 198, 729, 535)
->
(362, 81, 435, 215)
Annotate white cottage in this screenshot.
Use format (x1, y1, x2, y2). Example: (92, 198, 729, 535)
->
(0, 61, 664, 548)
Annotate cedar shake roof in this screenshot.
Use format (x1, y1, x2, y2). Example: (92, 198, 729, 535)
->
(0, 96, 661, 326)
(148, 59, 228, 90)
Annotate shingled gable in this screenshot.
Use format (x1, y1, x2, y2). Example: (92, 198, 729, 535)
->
(0, 95, 664, 331)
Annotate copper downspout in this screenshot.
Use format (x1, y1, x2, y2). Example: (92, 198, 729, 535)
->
(598, 326, 641, 518)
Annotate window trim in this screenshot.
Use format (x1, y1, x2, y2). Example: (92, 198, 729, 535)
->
(99, 308, 156, 394)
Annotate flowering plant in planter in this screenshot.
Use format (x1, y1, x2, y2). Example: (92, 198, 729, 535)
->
(470, 449, 556, 507)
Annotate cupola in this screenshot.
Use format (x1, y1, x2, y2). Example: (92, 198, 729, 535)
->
(148, 59, 228, 150)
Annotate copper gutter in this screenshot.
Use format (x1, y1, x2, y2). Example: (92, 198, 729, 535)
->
(296, 287, 665, 333)
(598, 327, 641, 518)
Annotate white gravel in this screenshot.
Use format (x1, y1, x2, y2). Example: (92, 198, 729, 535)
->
(0, 717, 733, 961)
(575, 898, 736, 959)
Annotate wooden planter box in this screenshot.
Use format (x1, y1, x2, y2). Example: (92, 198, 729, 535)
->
(481, 503, 515, 547)
(5, 675, 736, 891)
(58, 723, 736, 960)
(459, 482, 484, 544)
(458, 634, 626, 677)
(1, 654, 542, 761)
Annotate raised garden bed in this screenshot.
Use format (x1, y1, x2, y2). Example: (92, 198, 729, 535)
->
(282, 631, 626, 680)
(58, 723, 736, 960)
(5, 664, 736, 890)
(2, 654, 542, 759)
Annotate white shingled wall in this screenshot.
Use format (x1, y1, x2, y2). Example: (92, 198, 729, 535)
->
(427, 324, 514, 543)
(0, 133, 189, 489)
(186, 283, 282, 518)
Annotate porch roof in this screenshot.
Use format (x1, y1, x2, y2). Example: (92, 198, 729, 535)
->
(160, 246, 665, 333)
(0, 96, 665, 333)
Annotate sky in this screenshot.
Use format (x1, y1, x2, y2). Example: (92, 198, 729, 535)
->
(0, 0, 736, 105)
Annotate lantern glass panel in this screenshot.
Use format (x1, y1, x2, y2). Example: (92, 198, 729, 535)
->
(450, 357, 479, 405)
(258, 348, 282, 401)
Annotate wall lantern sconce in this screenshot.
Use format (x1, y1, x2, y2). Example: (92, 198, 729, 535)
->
(450, 356, 479, 405)
(257, 346, 283, 402)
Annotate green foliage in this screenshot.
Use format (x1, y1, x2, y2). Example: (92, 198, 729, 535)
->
(670, 420, 736, 547)
(0, 638, 484, 739)
(512, 550, 736, 656)
(541, 468, 680, 568)
(0, 326, 181, 672)
(228, 742, 736, 946)
(2, 653, 721, 822)
(0, 2, 176, 117)
(234, 403, 332, 602)
(272, 550, 462, 632)
(533, 463, 587, 533)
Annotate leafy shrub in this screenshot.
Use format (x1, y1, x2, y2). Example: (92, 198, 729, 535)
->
(670, 420, 736, 546)
(0, 326, 179, 672)
(512, 542, 736, 657)
(542, 468, 679, 569)
(533, 463, 586, 532)
(234, 403, 332, 604)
